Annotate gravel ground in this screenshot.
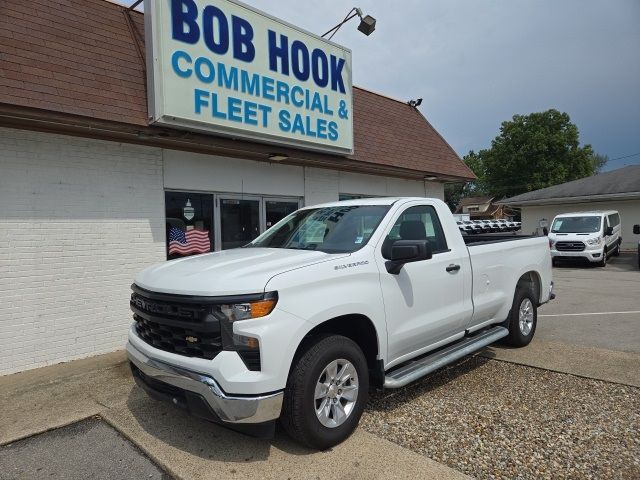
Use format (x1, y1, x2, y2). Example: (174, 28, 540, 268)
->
(361, 356, 640, 480)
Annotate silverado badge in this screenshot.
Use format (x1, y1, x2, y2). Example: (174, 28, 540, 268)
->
(185, 336, 198, 343)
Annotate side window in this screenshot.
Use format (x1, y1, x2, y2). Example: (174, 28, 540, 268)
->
(385, 205, 448, 253)
(610, 213, 620, 227)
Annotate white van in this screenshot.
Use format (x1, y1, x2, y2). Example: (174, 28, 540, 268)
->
(549, 211, 622, 266)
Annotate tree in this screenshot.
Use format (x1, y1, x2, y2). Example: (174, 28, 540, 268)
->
(469, 109, 595, 198)
(591, 153, 608, 174)
(444, 151, 488, 211)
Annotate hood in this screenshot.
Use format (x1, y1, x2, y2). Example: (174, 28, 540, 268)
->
(134, 248, 347, 296)
(548, 231, 601, 241)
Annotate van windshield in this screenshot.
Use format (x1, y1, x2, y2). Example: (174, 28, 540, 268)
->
(551, 216, 601, 233)
(246, 205, 390, 253)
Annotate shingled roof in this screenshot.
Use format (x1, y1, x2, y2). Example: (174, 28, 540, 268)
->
(501, 165, 640, 205)
(0, 0, 475, 181)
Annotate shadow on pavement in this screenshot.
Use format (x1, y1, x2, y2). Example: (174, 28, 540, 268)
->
(554, 251, 638, 271)
(125, 387, 314, 463)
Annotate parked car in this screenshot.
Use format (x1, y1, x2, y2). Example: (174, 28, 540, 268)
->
(479, 219, 499, 232)
(457, 220, 471, 234)
(634, 224, 640, 269)
(464, 220, 484, 234)
(127, 197, 554, 449)
(548, 211, 622, 267)
(474, 219, 493, 233)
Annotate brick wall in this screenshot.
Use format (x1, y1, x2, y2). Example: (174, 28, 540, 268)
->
(0, 127, 165, 374)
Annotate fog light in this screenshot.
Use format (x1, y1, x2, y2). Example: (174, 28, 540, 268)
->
(234, 334, 259, 349)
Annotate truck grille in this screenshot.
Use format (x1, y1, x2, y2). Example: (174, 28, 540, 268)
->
(555, 241, 586, 252)
(130, 286, 223, 360)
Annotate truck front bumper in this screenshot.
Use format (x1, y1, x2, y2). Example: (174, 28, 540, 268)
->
(126, 342, 283, 425)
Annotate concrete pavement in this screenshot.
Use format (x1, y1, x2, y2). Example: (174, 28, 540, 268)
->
(483, 252, 640, 386)
(0, 351, 469, 480)
(0, 418, 169, 480)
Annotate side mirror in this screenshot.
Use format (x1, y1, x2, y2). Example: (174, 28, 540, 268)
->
(633, 224, 640, 235)
(383, 240, 432, 275)
(605, 226, 614, 236)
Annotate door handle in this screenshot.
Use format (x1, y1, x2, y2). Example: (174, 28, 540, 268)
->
(446, 264, 461, 273)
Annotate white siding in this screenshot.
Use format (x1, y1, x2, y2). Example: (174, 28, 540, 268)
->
(520, 200, 640, 249)
(305, 167, 443, 206)
(0, 128, 165, 374)
(164, 149, 305, 197)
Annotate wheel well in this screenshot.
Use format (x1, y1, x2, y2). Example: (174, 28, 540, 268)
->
(291, 314, 382, 387)
(516, 271, 542, 305)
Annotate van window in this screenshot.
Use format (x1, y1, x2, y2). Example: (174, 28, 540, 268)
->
(551, 216, 601, 234)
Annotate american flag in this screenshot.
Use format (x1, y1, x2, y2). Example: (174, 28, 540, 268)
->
(168, 227, 211, 255)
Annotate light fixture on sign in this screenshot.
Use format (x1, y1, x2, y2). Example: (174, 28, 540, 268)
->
(424, 175, 438, 181)
(322, 7, 377, 40)
(268, 154, 289, 162)
(408, 98, 423, 108)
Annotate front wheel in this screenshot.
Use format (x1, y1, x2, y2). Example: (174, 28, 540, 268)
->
(280, 335, 369, 450)
(597, 250, 607, 267)
(505, 288, 537, 347)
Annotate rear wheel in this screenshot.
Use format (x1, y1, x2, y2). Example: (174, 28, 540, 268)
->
(280, 335, 369, 450)
(613, 241, 621, 257)
(505, 288, 537, 347)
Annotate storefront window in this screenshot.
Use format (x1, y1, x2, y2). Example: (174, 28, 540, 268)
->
(165, 192, 213, 259)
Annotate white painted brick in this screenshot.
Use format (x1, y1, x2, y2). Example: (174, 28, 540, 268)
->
(0, 127, 166, 375)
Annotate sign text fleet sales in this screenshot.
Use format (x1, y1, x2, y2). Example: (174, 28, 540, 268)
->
(145, 0, 354, 153)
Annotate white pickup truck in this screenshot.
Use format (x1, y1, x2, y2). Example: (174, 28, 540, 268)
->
(127, 197, 554, 448)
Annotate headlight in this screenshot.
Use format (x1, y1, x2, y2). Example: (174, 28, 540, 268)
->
(214, 292, 277, 371)
(219, 296, 278, 322)
(586, 237, 602, 246)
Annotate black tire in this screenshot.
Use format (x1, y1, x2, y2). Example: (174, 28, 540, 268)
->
(505, 288, 537, 347)
(613, 241, 621, 257)
(280, 334, 369, 450)
(597, 250, 607, 267)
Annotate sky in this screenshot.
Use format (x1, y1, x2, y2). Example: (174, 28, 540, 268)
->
(130, 0, 640, 170)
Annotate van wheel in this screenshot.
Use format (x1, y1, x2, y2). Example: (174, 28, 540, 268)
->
(613, 242, 621, 257)
(505, 289, 537, 347)
(280, 335, 369, 450)
(597, 251, 607, 267)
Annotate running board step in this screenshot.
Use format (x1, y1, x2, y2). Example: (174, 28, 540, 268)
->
(384, 326, 508, 388)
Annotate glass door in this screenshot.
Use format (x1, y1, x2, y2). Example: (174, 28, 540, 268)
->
(219, 197, 261, 250)
(264, 199, 300, 230)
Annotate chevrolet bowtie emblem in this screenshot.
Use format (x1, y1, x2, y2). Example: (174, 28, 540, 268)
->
(185, 336, 198, 343)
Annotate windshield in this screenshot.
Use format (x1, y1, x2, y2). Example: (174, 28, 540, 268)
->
(551, 216, 601, 233)
(247, 205, 390, 253)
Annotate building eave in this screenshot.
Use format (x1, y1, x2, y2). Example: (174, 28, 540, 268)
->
(499, 191, 640, 206)
(0, 103, 474, 183)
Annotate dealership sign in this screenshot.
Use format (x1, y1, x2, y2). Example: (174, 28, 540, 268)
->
(144, 0, 354, 154)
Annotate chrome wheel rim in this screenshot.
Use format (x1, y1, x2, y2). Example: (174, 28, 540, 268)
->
(314, 359, 359, 428)
(519, 298, 534, 336)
